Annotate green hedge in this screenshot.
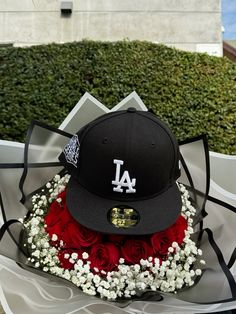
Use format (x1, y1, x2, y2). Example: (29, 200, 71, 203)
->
(0, 40, 235, 154)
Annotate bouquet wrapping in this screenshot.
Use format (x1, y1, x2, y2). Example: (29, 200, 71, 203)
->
(0, 93, 235, 313)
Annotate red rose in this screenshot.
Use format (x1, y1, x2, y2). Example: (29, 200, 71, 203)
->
(58, 248, 82, 270)
(44, 190, 101, 249)
(44, 190, 72, 238)
(121, 239, 153, 264)
(151, 215, 188, 256)
(90, 243, 120, 272)
(107, 234, 125, 245)
(62, 221, 102, 248)
(151, 229, 175, 256)
(171, 215, 188, 245)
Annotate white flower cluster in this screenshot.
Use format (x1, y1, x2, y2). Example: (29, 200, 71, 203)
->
(23, 175, 205, 301)
(23, 174, 70, 268)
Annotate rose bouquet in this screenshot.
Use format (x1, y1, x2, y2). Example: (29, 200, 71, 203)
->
(0, 93, 235, 313)
(22, 174, 204, 300)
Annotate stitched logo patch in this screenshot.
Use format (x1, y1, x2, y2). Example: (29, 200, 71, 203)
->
(63, 134, 80, 167)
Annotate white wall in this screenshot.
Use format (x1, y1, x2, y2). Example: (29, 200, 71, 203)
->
(0, 0, 222, 56)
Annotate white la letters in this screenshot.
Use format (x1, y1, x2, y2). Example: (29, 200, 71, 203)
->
(112, 159, 136, 193)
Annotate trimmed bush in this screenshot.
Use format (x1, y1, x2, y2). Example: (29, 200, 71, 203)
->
(0, 40, 235, 154)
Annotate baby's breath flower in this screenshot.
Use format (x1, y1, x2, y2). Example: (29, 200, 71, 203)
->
(195, 269, 202, 276)
(24, 178, 203, 301)
(51, 234, 58, 241)
(71, 252, 78, 260)
(82, 252, 89, 259)
(54, 174, 60, 182)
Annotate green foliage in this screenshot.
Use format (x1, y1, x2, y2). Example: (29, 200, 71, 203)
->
(0, 40, 235, 153)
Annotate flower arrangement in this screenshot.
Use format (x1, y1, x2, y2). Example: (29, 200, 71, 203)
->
(0, 92, 235, 314)
(21, 173, 205, 301)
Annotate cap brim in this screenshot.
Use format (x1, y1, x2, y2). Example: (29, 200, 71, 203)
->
(66, 177, 182, 235)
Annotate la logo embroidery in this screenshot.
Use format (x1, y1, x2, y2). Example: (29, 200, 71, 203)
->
(112, 159, 136, 193)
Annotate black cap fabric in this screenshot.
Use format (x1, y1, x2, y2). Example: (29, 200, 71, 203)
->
(59, 108, 182, 235)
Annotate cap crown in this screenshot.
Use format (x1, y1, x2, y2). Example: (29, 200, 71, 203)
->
(61, 109, 180, 201)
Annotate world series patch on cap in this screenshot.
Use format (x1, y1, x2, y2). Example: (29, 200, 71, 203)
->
(59, 108, 182, 235)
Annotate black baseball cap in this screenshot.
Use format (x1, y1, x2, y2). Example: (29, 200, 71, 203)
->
(59, 108, 182, 235)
